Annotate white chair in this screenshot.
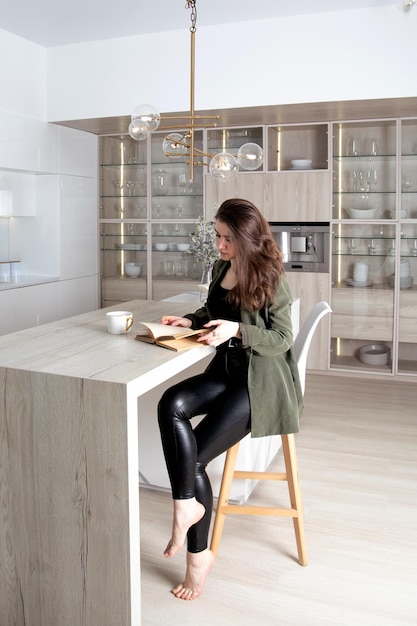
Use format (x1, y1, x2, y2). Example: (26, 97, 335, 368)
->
(210, 301, 332, 566)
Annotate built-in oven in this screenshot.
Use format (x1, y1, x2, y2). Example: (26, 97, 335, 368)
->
(269, 222, 330, 273)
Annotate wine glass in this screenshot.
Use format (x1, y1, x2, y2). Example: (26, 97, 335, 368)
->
(369, 138, 379, 156)
(368, 239, 378, 255)
(402, 177, 413, 192)
(347, 137, 361, 156)
(112, 181, 124, 195)
(178, 172, 187, 191)
(348, 238, 358, 254)
(352, 170, 358, 191)
(125, 181, 137, 197)
(372, 169, 379, 190)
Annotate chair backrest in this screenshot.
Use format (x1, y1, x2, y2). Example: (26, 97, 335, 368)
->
(293, 301, 332, 395)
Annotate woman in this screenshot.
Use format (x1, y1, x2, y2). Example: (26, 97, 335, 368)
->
(158, 198, 303, 600)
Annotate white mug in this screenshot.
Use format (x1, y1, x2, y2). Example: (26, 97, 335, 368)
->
(353, 262, 369, 283)
(106, 311, 133, 334)
(400, 260, 410, 278)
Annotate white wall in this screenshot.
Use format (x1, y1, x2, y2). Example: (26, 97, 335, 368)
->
(46, 5, 417, 122)
(0, 29, 46, 119)
(0, 29, 100, 333)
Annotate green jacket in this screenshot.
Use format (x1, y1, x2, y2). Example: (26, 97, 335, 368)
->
(186, 260, 304, 437)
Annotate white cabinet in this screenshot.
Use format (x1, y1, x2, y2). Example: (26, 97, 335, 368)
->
(0, 172, 35, 216)
(0, 113, 99, 336)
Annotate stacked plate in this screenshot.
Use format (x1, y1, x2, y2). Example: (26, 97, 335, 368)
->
(359, 344, 391, 366)
(390, 275, 414, 289)
(346, 278, 374, 288)
(118, 243, 146, 251)
(291, 159, 312, 170)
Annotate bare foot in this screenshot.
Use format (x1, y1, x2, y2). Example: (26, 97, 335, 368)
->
(172, 549, 215, 600)
(164, 498, 205, 559)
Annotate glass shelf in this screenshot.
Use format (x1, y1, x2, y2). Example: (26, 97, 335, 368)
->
(334, 234, 396, 240)
(333, 191, 396, 195)
(100, 193, 202, 199)
(101, 163, 147, 168)
(333, 154, 396, 161)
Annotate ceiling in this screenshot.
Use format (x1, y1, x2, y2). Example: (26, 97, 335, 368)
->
(1, 0, 399, 48)
(3, 0, 413, 135)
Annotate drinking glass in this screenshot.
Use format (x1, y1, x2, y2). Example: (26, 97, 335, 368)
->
(125, 181, 137, 196)
(112, 181, 124, 195)
(348, 238, 358, 254)
(369, 138, 379, 156)
(347, 137, 361, 156)
(388, 239, 396, 256)
(372, 169, 379, 190)
(176, 261, 185, 277)
(165, 261, 175, 276)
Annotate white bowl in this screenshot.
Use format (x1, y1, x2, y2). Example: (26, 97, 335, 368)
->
(389, 209, 408, 219)
(154, 243, 168, 251)
(346, 207, 379, 219)
(177, 243, 190, 252)
(359, 344, 391, 366)
(124, 262, 142, 278)
(291, 159, 312, 170)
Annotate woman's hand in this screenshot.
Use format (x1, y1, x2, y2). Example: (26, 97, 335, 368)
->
(161, 316, 192, 328)
(199, 320, 240, 347)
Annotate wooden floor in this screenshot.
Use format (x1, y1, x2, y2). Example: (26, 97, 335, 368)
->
(139, 374, 417, 625)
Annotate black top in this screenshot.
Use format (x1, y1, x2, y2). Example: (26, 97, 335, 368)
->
(208, 281, 241, 322)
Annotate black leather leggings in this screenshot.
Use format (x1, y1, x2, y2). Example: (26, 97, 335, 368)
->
(158, 347, 251, 553)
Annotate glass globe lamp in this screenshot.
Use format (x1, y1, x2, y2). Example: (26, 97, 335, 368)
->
(237, 143, 263, 171)
(209, 153, 238, 181)
(162, 133, 188, 159)
(131, 104, 161, 133)
(128, 120, 150, 141)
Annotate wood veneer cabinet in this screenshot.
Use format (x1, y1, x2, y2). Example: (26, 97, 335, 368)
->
(205, 122, 331, 222)
(205, 170, 331, 222)
(285, 272, 330, 371)
(266, 171, 331, 221)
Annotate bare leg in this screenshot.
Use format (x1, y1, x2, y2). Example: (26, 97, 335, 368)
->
(172, 549, 215, 600)
(164, 497, 205, 558)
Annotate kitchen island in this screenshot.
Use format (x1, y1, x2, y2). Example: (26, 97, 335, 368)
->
(0, 297, 299, 625)
(0, 299, 214, 626)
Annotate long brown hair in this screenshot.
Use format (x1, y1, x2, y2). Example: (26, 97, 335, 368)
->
(214, 198, 284, 311)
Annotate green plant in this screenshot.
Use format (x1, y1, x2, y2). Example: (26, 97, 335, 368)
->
(188, 216, 220, 266)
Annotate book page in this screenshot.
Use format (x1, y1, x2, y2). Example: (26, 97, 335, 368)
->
(155, 334, 207, 352)
(136, 321, 205, 340)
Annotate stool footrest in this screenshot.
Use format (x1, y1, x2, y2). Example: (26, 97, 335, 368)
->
(233, 471, 287, 481)
(218, 504, 299, 518)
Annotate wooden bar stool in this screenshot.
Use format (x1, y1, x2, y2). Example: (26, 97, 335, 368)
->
(210, 301, 331, 566)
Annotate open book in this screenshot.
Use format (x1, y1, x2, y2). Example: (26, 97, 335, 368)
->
(135, 322, 210, 352)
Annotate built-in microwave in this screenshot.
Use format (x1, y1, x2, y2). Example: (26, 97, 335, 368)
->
(269, 222, 330, 273)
